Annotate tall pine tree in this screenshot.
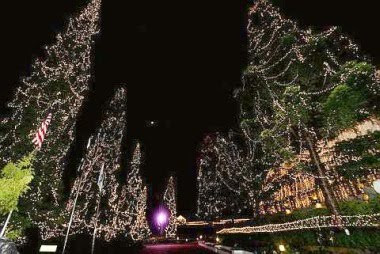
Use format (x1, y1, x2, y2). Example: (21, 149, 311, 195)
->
(44, 87, 127, 241)
(238, 0, 379, 215)
(0, 0, 101, 233)
(197, 0, 379, 219)
(123, 143, 150, 241)
(197, 134, 255, 219)
(163, 176, 177, 238)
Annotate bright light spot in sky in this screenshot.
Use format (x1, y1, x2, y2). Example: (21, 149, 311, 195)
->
(146, 120, 158, 127)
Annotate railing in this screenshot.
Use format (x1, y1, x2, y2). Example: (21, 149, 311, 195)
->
(217, 213, 380, 234)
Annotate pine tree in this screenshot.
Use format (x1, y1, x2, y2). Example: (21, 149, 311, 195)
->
(163, 176, 177, 238)
(0, 0, 101, 232)
(197, 134, 254, 219)
(197, 135, 225, 219)
(44, 87, 127, 241)
(197, 0, 379, 219)
(124, 143, 150, 241)
(238, 0, 379, 216)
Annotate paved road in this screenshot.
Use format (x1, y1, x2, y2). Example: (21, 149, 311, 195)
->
(140, 243, 214, 254)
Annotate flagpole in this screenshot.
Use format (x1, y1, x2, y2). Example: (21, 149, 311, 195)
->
(61, 152, 89, 253)
(61, 138, 91, 253)
(91, 197, 101, 254)
(62, 178, 82, 254)
(91, 162, 105, 254)
(0, 210, 13, 238)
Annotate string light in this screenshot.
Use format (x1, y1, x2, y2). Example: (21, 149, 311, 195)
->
(40, 87, 128, 241)
(197, 134, 260, 219)
(163, 176, 177, 238)
(0, 0, 101, 239)
(123, 143, 151, 241)
(197, 0, 379, 220)
(217, 213, 380, 234)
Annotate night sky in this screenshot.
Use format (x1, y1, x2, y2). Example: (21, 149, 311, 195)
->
(0, 0, 379, 217)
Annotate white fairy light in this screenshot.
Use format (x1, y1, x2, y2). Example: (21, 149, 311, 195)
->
(217, 213, 380, 234)
(163, 176, 177, 238)
(0, 0, 101, 239)
(40, 87, 128, 241)
(197, 0, 379, 220)
(123, 143, 151, 241)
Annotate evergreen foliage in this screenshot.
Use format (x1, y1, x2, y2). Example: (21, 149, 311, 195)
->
(0, 0, 101, 239)
(197, 0, 379, 219)
(163, 176, 177, 238)
(334, 131, 380, 179)
(0, 153, 34, 215)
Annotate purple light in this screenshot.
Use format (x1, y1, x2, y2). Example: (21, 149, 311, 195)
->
(156, 212, 168, 225)
(153, 205, 170, 234)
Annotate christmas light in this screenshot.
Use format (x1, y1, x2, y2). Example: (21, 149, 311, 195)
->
(122, 143, 151, 241)
(197, 0, 379, 220)
(163, 176, 177, 238)
(217, 213, 380, 234)
(40, 87, 128, 241)
(0, 0, 101, 240)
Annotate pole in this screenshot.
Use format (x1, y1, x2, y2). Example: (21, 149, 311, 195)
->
(62, 181, 82, 254)
(90, 223, 98, 254)
(91, 163, 105, 254)
(0, 210, 13, 238)
(62, 159, 85, 254)
(91, 193, 102, 254)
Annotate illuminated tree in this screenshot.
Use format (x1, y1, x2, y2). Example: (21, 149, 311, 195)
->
(197, 135, 226, 219)
(197, 134, 257, 219)
(124, 143, 150, 241)
(238, 0, 379, 216)
(0, 0, 101, 232)
(334, 131, 380, 180)
(43, 87, 127, 241)
(163, 176, 177, 238)
(197, 0, 379, 219)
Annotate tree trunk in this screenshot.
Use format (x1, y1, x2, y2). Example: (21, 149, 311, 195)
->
(303, 131, 340, 217)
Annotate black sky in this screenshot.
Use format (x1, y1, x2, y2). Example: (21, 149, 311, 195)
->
(0, 0, 379, 217)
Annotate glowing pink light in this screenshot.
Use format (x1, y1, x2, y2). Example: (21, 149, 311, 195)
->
(153, 206, 170, 234)
(156, 212, 168, 225)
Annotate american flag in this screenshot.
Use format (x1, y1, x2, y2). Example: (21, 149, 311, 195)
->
(32, 113, 52, 149)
